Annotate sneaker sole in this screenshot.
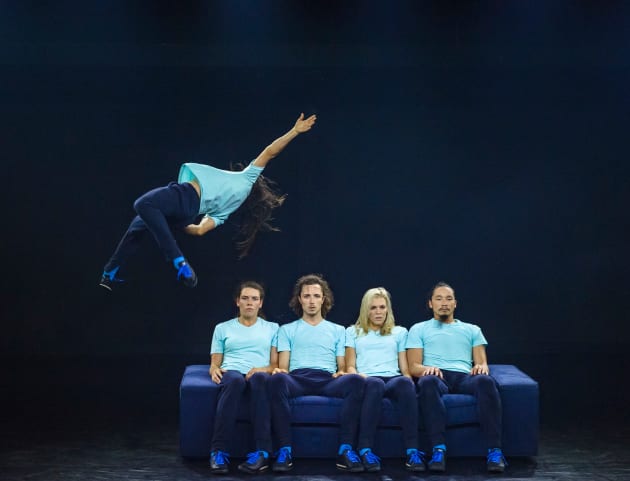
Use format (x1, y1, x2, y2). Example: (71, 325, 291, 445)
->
(209, 468, 228, 474)
(98, 282, 113, 291)
(336, 464, 365, 472)
(406, 465, 427, 472)
(429, 464, 446, 472)
(272, 464, 293, 472)
(238, 465, 269, 474)
(180, 278, 198, 288)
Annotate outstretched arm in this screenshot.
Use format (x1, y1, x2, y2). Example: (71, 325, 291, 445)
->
(253, 113, 317, 168)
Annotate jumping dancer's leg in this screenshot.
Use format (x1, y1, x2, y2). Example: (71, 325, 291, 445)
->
(133, 182, 198, 261)
(101, 182, 199, 287)
(103, 215, 150, 276)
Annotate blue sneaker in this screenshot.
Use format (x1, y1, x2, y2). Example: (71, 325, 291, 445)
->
(337, 448, 364, 472)
(99, 273, 124, 291)
(405, 449, 427, 472)
(209, 450, 229, 474)
(272, 447, 293, 472)
(487, 448, 507, 473)
(176, 260, 198, 288)
(360, 449, 381, 472)
(238, 451, 269, 474)
(428, 447, 446, 472)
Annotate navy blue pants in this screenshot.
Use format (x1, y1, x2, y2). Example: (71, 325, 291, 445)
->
(104, 182, 200, 273)
(268, 369, 365, 449)
(212, 370, 273, 453)
(416, 370, 502, 449)
(358, 375, 418, 451)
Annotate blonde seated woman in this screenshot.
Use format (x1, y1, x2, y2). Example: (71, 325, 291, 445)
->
(345, 287, 426, 473)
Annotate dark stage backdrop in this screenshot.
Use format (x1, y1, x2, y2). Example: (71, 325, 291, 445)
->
(1, 2, 629, 425)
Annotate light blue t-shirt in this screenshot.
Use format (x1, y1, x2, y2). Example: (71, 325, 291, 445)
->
(406, 318, 487, 374)
(277, 319, 346, 374)
(210, 317, 279, 374)
(178, 160, 264, 227)
(345, 325, 408, 377)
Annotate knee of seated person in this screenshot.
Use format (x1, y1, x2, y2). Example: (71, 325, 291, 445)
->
(268, 371, 289, 388)
(391, 375, 414, 390)
(247, 371, 269, 385)
(222, 370, 246, 385)
(347, 373, 366, 386)
(472, 373, 497, 390)
(364, 376, 385, 392)
(416, 375, 441, 389)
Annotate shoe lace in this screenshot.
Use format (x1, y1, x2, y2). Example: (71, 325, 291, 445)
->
(487, 448, 506, 464)
(408, 450, 425, 464)
(244, 451, 261, 464)
(276, 448, 291, 463)
(177, 263, 192, 279)
(344, 449, 361, 464)
(431, 449, 444, 463)
(214, 451, 230, 465)
(102, 273, 125, 283)
(363, 450, 380, 464)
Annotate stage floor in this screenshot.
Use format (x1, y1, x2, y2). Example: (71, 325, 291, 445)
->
(2, 424, 629, 480)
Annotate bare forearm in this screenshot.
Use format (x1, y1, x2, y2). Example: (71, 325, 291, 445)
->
(253, 113, 316, 167)
(185, 216, 216, 236)
(409, 363, 425, 377)
(262, 129, 300, 159)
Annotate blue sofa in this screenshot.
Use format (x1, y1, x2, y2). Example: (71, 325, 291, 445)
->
(179, 364, 538, 458)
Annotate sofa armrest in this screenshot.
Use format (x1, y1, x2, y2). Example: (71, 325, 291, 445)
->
(490, 364, 539, 456)
(180, 365, 218, 457)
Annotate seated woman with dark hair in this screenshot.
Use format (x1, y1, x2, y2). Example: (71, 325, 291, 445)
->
(208, 281, 279, 475)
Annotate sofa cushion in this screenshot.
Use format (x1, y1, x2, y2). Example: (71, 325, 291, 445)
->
(235, 390, 479, 428)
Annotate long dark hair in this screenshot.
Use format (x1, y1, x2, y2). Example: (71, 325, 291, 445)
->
(231, 163, 286, 259)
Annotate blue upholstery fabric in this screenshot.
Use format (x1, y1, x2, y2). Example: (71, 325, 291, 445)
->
(179, 364, 538, 458)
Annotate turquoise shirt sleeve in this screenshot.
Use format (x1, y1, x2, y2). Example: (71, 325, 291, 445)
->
(271, 323, 280, 348)
(334, 324, 346, 357)
(396, 326, 408, 352)
(471, 324, 488, 347)
(345, 326, 357, 348)
(406, 321, 427, 349)
(210, 322, 226, 354)
(277, 323, 292, 352)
